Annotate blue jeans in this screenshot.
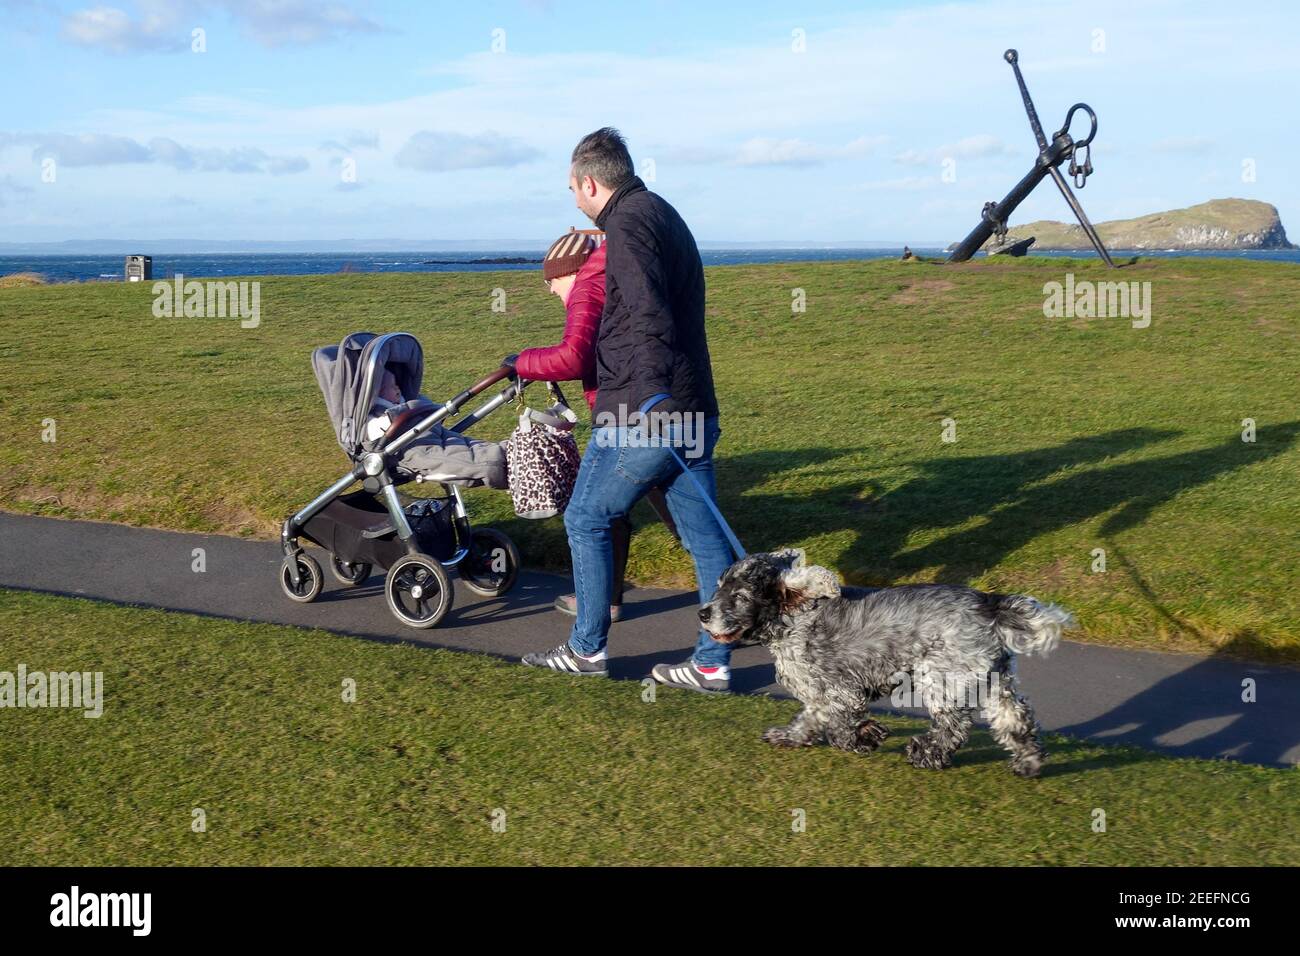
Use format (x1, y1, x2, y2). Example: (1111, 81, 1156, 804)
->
(563, 416, 735, 667)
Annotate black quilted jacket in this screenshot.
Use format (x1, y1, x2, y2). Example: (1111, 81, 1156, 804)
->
(592, 177, 719, 422)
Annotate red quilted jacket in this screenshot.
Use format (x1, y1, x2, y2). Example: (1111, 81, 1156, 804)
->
(513, 243, 606, 410)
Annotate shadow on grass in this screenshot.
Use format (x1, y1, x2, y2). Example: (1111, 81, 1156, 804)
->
(951, 732, 1156, 778)
(713, 422, 1300, 588)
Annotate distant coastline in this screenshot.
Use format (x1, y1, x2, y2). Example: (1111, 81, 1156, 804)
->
(0, 238, 942, 256)
(4, 247, 1300, 284)
(0, 249, 952, 283)
(420, 256, 541, 265)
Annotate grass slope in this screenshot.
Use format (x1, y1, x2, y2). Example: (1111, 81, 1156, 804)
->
(0, 589, 1295, 866)
(1, 257, 1298, 660)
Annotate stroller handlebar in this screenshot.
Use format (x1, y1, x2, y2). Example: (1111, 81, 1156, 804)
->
(464, 367, 570, 409)
(444, 372, 571, 437)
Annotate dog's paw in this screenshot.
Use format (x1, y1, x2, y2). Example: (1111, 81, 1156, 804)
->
(905, 734, 952, 770)
(763, 726, 808, 748)
(1010, 751, 1045, 778)
(855, 719, 890, 752)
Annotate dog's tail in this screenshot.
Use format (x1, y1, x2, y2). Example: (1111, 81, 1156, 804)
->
(993, 595, 1074, 657)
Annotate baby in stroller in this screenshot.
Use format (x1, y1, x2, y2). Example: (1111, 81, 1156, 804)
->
(352, 356, 507, 489)
(365, 366, 436, 442)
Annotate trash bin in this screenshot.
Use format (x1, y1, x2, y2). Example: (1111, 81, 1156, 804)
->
(125, 255, 152, 282)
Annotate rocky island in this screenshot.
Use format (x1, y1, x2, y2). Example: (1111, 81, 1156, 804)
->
(972, 198, 1294, 252)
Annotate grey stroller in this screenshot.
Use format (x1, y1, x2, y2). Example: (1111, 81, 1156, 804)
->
(279, 331, 546, 629)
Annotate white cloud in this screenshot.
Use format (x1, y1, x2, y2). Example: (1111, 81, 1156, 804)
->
(394, 131, 542, 172)
(267, 155, 309, 175)
(61, 5, 185, 54)
(320, 132, 381, 153)
(732, 135, 888, 168)
(1, 131, 309, 174)
(229, 0, 381, 47)
(58, 0, 381, 54)
(894, 135, 1016, 167)
(160, 141, 309, 174)
(30, 132, 152, 165)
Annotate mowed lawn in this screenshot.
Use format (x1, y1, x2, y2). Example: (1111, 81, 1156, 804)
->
(1, 257, 1298, 661)
(1, 589, 1295, 866)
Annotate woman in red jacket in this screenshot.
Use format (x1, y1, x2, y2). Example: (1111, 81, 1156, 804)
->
(512, 230, 678, 623)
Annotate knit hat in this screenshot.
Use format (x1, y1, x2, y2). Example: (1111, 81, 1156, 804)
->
(542, 231, 597, 281)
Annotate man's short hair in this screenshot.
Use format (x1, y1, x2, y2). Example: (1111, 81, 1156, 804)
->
(571, 127, 634, 191)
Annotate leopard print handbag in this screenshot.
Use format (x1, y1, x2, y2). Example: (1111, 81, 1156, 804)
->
(502, 402, 582, 519)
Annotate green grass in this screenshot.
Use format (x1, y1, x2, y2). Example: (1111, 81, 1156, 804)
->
(1, 257, 1298, 661)
(1, 588, 1295, 866)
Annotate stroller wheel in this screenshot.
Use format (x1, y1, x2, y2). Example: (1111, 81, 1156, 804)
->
(385, 554, 453, 629)
(459, 528, 520, 597)
(330, 554, 373, 587)
(280, 553, 323, 603)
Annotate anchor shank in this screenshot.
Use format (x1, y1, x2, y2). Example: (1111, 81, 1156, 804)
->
(1005, 49, 1049, 151)
(946, 161, 1051, 263)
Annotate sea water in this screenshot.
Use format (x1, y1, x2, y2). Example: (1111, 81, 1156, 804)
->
(2, 247, 1297, 283)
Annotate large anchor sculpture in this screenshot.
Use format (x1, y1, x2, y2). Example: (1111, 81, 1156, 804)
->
(948, 49, 1115, 267)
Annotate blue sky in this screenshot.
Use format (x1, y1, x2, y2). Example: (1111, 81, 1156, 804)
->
(1, 0, 1295, 244)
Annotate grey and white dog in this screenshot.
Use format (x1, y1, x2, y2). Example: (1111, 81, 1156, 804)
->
(700, 550, 1074, 776)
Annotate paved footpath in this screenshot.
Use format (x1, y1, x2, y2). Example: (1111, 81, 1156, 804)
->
(1, 513, 1296, 767)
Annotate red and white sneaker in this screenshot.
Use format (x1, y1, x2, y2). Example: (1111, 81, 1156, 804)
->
(651, 659, 730, 694)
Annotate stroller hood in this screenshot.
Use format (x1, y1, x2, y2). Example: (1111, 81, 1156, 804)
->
(312, 331, 424, 456)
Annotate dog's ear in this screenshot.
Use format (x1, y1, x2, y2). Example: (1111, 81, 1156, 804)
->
(778, 563, 841, 611)
(771, 548, 807, 569)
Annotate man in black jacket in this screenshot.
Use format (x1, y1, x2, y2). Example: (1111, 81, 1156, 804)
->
(521, 127, 741, 693)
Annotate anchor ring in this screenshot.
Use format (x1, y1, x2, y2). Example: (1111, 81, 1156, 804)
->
(1058, 102, 1098, 148)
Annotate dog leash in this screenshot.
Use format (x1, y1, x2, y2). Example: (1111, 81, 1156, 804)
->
(667, 445, 747, 561)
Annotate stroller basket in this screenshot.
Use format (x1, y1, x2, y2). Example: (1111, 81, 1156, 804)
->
(299, 491, 457, 567)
